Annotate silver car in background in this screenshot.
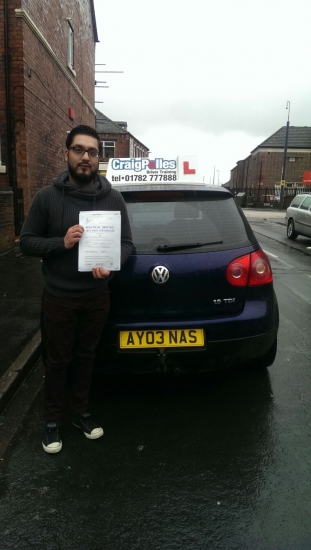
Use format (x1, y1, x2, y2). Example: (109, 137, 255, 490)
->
(286, 193, 311, 240)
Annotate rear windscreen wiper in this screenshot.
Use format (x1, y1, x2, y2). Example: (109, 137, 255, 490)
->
(157, 240, 223, 252)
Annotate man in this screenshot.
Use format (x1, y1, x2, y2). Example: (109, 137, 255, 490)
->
(19, 125, 133, 454)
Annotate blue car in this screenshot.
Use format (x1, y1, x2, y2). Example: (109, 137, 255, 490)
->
(96, 183, 279, 374)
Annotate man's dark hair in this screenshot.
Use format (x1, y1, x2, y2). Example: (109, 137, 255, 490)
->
(66, 125, 100, 149)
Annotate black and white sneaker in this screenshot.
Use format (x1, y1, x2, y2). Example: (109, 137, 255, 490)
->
(42, 422, 62, 454)
(72, 413, 104, 439)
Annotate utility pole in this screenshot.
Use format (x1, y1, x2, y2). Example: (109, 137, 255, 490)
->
(280, 101, 290, 209)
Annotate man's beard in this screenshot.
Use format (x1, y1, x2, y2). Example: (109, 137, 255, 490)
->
(68, 161, 98, 184)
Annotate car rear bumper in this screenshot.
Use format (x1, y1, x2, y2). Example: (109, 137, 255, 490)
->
(95, 292, 279, 373)
(95, 326, 278, 374)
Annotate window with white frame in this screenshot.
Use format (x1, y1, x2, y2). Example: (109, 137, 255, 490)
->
(67, 21, 74, 70)
(100, 141, 115, 158)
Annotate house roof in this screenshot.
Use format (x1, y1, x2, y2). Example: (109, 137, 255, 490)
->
(95, 109, 149, 151)
(95, 110, 127, 134)
(90, 0, 99, 42)
(253, 126, 311, 151)
(113, 121, 128, 131)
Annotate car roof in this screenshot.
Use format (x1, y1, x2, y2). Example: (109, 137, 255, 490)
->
(111, 182, 232, 194)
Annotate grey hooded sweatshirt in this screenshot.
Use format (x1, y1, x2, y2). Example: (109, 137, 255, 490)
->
(19, 171, 133, 297)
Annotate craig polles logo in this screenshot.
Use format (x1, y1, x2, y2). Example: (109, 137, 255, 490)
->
(111, 158, 177, 172)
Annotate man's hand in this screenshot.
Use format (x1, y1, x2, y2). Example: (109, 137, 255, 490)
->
(64, 225, 84, 249)
(92, 267, 111, 279)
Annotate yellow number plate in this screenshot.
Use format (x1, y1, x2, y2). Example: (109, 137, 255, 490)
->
(120, 329, 204, 349)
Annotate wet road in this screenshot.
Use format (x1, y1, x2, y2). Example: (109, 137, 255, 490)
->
(0, 228, 311, 549)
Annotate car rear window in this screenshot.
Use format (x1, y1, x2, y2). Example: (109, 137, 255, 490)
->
(299, 196, 311, 211)
(123, 191, 257, 254)
(290, 195, 307, 208)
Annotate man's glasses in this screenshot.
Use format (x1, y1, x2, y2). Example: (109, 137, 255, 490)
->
(68, 146, 99, 158)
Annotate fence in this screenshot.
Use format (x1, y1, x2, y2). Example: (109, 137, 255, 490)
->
(229, 186, 311, 208)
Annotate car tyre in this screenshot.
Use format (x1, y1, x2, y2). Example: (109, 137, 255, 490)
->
(287, 219, 298, 240)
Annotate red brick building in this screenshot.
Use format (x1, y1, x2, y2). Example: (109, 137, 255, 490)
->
(229, 127, 311, 194)
(0, 0, 98, 251)
(95, 109, 149, 175)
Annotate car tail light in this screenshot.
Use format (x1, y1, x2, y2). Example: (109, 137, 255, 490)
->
(249, 250, 273, 285)
(226, 254, 250, 286)
(226, 250, 273, 287)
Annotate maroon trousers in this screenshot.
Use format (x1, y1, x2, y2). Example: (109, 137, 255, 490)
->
(41, 289, 110, 422)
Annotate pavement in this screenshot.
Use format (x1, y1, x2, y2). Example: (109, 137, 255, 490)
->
(243, 208, 286, 221)
(0, 208, 310, 413)
(0, 246, 44, 411)
(243, 207, 286, 228)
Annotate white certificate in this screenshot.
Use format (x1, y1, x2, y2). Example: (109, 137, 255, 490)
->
(78, 211, 121, 272)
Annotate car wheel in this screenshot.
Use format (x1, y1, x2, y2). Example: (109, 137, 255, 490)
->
(287, 219, 298, 240)
(252, 338, 277, 369)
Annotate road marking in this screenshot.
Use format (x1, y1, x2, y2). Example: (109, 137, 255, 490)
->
(263, 249, 294, 268)
(263, 250, 278, 258)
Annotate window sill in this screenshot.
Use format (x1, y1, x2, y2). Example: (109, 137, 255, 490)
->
(67, 64, 76, 77)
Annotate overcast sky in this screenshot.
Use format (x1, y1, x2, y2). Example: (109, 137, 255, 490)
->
(93, 0, 311, 184)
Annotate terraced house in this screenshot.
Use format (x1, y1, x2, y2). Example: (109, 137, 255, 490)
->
(229, 126, 311, 199)
(0, 0, 98, 251)
(95, 109, 149, 177)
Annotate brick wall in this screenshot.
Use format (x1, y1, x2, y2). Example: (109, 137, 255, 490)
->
(0, 191, 15, 251)
(116, 136, 131, 157)
(20, 0, 96, 216)
(98, 133, 130, 159)
(21, 0, 96, 89)
(259, 151, 311, 186)
(0, 0, 97, 249)
(0, 0, 20, 251)
(231, 150, 311, 189)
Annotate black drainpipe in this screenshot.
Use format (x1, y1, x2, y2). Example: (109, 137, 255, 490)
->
(4, 0, 18, 229)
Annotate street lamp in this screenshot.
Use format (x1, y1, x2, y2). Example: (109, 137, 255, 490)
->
(280, 101, 290, 209)
(216, 170, 220, 185)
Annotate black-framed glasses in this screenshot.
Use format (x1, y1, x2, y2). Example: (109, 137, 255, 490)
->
(68, 146, 99, 158)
